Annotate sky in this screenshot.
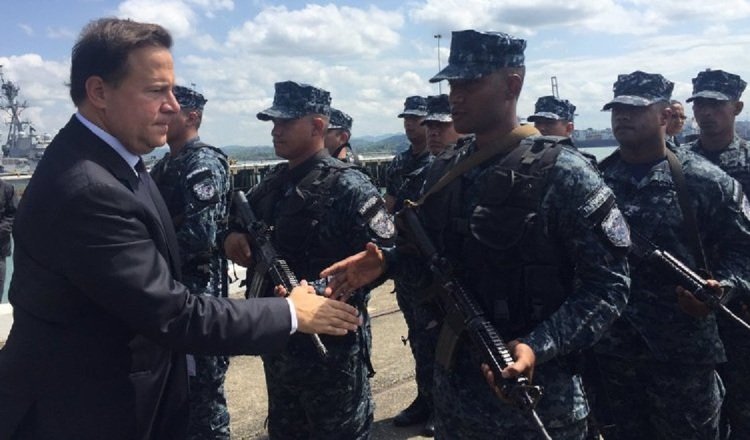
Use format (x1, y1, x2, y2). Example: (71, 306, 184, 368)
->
(3, 0, 750, 147)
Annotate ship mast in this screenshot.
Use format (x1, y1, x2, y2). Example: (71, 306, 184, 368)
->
(0, 65, 30, 157)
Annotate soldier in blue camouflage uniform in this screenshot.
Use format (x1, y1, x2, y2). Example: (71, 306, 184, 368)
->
(685, 69, 750, 440)
(322, 29, 632, 440)
(384, 95, 437, 435)
(150, 85, 232, 439)
(527, 95, 576, 137)
(384, 96, 431, 214)
(593, 71, 750, 440)
(421, 94, 462, 157)
(223, 81, 394, 440)
(325, 107, 363, 166)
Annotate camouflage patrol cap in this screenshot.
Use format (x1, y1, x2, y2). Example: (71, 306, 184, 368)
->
(173, 85, 207, 110)
(257, 81, 331, 121)
(421, 94, 452, 125)
(430, 30, 526, 83)
(527, 96, 576, 122)
(686, 69, 746, 102)
(329, 108, 353, 131)
(602, 71, 674, 111)
(397, 96, 428, 118)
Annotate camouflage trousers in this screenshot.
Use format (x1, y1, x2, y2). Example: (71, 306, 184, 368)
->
(594, 355, 724, 440)
(433, 350, 589, 440)
(187, 355, 231, 440)
(262, 322, 373, 440)
(394, 280, 439, 408)
(718, 315, 750, 440)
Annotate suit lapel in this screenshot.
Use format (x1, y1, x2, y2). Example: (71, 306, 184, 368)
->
(67, 117, 182, 278)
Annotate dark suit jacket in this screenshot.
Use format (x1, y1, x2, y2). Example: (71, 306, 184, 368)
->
(0, 116, 291, 439)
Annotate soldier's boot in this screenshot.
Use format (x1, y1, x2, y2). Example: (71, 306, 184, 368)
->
(393, 394, 430, 427)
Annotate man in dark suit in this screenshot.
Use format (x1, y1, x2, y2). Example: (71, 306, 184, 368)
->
(0, 18, 361, 440)
(0, 178, 16, 301)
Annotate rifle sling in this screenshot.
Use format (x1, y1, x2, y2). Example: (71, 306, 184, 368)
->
(411, 124, 539, 207)
(665, 149, 710, 275)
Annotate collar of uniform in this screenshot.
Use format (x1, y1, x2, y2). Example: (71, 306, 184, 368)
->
(286, 149, 330, 185)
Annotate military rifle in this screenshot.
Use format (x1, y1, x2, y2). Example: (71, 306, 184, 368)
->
(233, 191, 329, 358)
(398, 206, 551, 440)
(631, 231, 750, 332)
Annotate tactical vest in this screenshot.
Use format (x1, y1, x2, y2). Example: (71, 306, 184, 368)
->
(151, 141, 230, 228)
(250, 156, 361, 285)
(421, 136, 572, 340)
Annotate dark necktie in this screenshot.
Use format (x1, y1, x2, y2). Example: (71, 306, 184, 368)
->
(135, 159, 182, 277)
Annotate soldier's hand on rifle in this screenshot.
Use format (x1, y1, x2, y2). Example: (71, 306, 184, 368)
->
(320, 242, 386, 301)
(224, 232, 253, 266)
(288, 281, 361, 336)
(676, 279, 722, 318)
(480, 340, 536, 399)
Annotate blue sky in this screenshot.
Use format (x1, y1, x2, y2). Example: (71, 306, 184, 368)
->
(3, 0, 750, 147)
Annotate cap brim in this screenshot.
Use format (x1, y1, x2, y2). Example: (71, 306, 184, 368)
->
(256, 106, 303, 121)
(421, 114, 453, 125)
(398, 110, 428, 118)
(602, 95, 662, 111)
(429, 63, 491, 83)
(686, 91, 732, 102)
(527, 112, 562, 122)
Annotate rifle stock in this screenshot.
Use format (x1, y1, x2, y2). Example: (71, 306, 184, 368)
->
(233, 191, 329, 358)
(398, 206, 551, 440)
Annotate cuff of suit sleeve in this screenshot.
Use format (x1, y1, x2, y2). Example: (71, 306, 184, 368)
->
(285, 297, 298, 334)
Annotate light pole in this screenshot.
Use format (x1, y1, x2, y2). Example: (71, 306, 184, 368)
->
(434, 34, 442, 94)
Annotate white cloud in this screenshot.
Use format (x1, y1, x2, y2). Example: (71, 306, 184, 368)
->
(18, 24, 34, 36)
(0, 54, 73, 138)
(45, 27, 76, 40)
(116, 0, 196, 38)
(410, 0, 750, 36)
(226, 4, 404, 58)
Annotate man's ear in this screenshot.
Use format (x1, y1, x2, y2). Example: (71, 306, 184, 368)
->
(311, 116, 327, 137)
(659, 105, 672, 127)
(506, 73, 523, 99)
(734, 101, 744, 116)
(565, 121, 574, 137)
(85, 76, 107, 109)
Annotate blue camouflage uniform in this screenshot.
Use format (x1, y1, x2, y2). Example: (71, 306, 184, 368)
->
(594, 71, 750, 440)
(329, 108, 363, 166)
(150, 84, 232, 440)
(386, 30, 632, 440)
(685, 68, 750, 440)
(385, 95, 440, 429)
(252, 81, 395, 440)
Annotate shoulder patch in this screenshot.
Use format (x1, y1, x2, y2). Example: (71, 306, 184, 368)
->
(742, 194, 750, 223)
(368, 208, 395, 239)
(186, 167, 219, 203)
(601, 206, 631, 248)
(359, 195, 379, 216)
(580, 185, 613, 219)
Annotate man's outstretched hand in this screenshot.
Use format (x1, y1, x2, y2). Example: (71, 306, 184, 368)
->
(287, 283, 361, 335)
(320, 242, 386, 301)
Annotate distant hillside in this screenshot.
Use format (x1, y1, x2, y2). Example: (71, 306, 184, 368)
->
(142, 134, 409, 163)
(215, 134, 409, 161)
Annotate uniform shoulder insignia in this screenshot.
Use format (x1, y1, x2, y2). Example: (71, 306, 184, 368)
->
(601, 206, 631, 248)
(368, 208, 395, 239)
(187, 167, 219, 203)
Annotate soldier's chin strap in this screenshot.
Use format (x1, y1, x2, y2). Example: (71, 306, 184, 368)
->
(408, 124, 539, 208)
